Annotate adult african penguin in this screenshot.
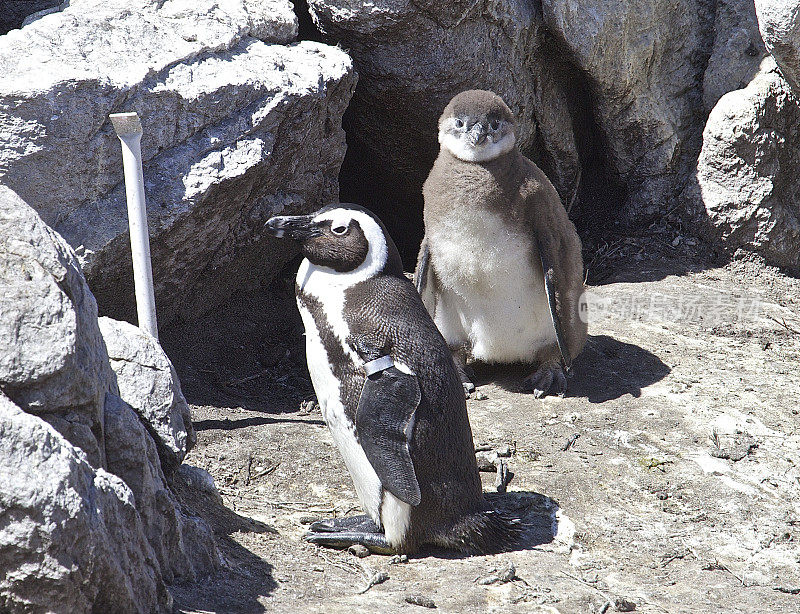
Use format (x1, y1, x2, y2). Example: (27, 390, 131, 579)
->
(415, 89, 588, 398)
(265, 204, 520, 554)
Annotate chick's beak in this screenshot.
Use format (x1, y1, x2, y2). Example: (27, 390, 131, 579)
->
(265, 215, 322, 241)
(468, 122, 488, 146)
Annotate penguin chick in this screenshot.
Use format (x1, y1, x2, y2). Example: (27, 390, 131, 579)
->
(265, 204, 521, 554)
(415, 89, 587, 398)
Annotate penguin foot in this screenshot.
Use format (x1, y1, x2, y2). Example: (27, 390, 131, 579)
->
(450, 347, 475, 396)
(309, 514, 380, 534)
(305, 528, 394, 554)
(523, 363, 567, 399)
(306, 515, 395, 553)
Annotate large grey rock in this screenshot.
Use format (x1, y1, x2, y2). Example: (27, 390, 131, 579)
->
(695, 59, 800, 271)
(100, 317, 195, 470)
(306, 0, 579, 252)
(542, 0, 714, 218)
(0, 0, 355, 324)
(0, 0, 60, 34)
(0, 185, 113, 467)
(104, 393, 219, 584)
(703, 0, 769, 112)
(755, 0, 800, 94)
(0, 394, 171, 613)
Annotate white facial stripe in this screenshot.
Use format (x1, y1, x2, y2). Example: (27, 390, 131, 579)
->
(316, 209, 354, 231)
(307, 209, 389, 287)
(439, 130, 516, 162)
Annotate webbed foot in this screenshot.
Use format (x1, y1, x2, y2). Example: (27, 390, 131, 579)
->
(523, 362, 567, 398)
(451, 347, 475, 396)
(305, 516, 394, 554)
(309, 514, 380, 534)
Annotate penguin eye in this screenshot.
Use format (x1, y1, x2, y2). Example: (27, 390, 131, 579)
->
(454, 118, 464, 129)
(331, 224, 348, 236)
(489, 119, 500, 131)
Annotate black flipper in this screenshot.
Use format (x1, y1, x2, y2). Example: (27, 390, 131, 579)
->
(356, 366, 422, 507)
(414, 237, 430, 295)
(538, 238, 572, 370)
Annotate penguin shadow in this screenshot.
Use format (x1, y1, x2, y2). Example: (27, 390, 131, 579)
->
(568, 334, 670, 402)
(416, 491, 561, 559)
(472, 334, 670, 403)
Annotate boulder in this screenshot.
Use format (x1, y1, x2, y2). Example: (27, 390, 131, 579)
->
(306, 0, 579, 257)
(0, 0, 60, 34)
(703, 0, 769, 112)
(542, 0, 714, 218)
(0, 186, 218, 609)
(755, 0, 800, 94)
(100, 317, 195, 470)
(104, 393, 219, 584)
(0, 0, 355, 324)
(0, 394, 171, 614)
(695, 59, 800, 271)
(0, 185, 113, 467)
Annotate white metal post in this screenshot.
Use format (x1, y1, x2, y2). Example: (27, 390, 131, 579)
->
(109, 112, 158, 340)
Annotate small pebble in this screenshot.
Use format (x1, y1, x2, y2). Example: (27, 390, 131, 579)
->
(357, 570, 389, 593)
(476, 451, 497, 472)
(298, 515, 319, 525)
(348, 544, 371, 558)
(495, 444, 512, 457)
(615, 597, 636, 612)
(476, 561, 516, 585)
(474, 390, 488, 400)
(404, 594, 436, 608)
(389, 554, 409, 564)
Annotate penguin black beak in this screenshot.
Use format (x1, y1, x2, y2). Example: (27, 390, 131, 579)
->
(265, 215, 323, 241)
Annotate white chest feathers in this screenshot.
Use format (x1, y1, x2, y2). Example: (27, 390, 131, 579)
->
(426, 209, 555, 363)
(296, 259, 413, 547)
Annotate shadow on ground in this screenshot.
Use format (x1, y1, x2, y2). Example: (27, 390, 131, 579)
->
(161, 278, 314, 415)
(194, 414, 325, 431)
(413, 491, 559, 560)
(169, 469, 279, 613)
(475, 334, 670, 402)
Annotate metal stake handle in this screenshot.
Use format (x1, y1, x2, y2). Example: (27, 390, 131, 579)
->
(109, 112, 158, 340)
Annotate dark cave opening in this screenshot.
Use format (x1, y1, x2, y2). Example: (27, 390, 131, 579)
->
(290, 0, 628, 271)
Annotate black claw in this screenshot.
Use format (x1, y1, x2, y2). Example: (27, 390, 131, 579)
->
(524, 363, 567, 399)
(555, 369, 567, 397)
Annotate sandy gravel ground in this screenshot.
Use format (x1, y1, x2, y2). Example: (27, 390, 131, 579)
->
(162, 240, 800, 614)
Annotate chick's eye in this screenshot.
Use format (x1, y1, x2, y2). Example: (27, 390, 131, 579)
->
(454, 118, 464, 129)
(490, 119, 500, 130)
(331, 225, 348, 236)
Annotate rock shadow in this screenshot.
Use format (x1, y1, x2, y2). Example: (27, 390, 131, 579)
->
(417, 490, 561, 559)
(194, 414, 324, 431)
(475, 334, 669, 403)
(160, 275, 315, 416)
(169, 469, 279, 613)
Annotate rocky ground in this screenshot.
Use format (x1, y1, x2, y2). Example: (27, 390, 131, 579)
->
(161, 238, 800, 614)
